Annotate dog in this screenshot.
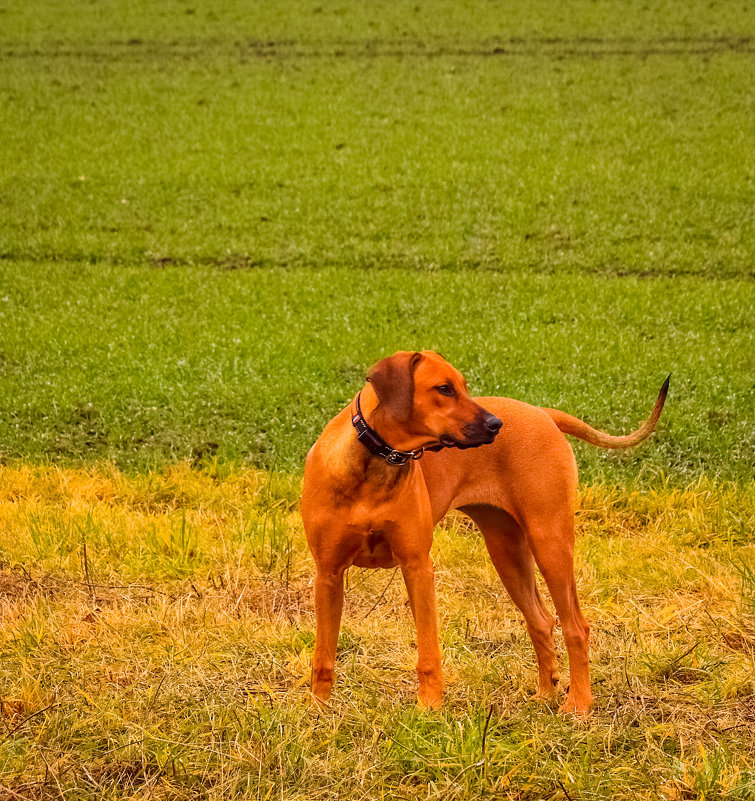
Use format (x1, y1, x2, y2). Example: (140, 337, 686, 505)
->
(301, 350, 668, 715)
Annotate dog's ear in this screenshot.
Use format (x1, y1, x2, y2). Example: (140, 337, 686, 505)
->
(367, 351, 423, 421)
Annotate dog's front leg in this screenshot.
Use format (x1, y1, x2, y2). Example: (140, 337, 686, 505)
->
(311, 567, 345, 707)
(395, 531, 444, 709)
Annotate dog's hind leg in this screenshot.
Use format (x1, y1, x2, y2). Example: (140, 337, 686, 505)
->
(523, 510, 593, 716)
(461, 504, 561, 701)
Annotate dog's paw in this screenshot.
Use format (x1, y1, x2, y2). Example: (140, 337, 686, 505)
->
(558, 693, 592, 718)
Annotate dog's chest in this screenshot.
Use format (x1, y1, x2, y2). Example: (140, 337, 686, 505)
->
(351, 526, 399, 569)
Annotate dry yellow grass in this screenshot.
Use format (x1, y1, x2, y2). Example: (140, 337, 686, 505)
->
(1, 465, 754, 799)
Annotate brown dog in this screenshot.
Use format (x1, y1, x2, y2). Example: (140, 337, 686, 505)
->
(301, 351, 668, 715)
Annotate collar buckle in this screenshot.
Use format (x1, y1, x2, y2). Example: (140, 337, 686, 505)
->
(385, 450, 410, 466)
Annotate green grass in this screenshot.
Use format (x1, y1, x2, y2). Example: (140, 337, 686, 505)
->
(1, 0, 753, 480)
(1, 261, 753, 481)
(1, 0, 753, 479)
(1, 467, 754, 799)
(0, 1, 752, 275)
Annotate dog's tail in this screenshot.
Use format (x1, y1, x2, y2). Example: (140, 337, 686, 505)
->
(541, 375, 670, 449)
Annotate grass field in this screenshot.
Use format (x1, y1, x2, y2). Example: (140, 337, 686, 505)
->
(1, 261, 753, 482)
(1, 1, 753, 277)
(1, 0, 754, 798)
(0, 0, 753, 480)
(1, 467, 754, 799)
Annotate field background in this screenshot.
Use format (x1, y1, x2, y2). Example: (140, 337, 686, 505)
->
(1, 0, 754, 798)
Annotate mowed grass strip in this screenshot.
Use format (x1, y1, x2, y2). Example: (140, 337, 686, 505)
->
(1, 262, 753, 482)
(1, 465, 754, 799)
(0, 0, 752, 276)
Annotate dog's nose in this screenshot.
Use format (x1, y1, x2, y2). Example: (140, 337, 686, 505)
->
(484, 415, 502, 434)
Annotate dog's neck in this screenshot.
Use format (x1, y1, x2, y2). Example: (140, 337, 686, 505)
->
(326, 385, 419, 489)
(354, 385, 423, 456)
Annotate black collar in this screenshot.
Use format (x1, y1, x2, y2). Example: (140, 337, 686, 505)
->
(351, 392, 426, 466)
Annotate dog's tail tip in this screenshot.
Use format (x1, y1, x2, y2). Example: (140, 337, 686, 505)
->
(645, 374, 671, 433)
(659, 373, 671, 402)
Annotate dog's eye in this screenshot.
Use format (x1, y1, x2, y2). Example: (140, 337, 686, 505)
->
(436, 384, 455, 397)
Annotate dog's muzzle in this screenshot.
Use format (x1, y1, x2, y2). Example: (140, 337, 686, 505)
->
(441, 413, 502, 449)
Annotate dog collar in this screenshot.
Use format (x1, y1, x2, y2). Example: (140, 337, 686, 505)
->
(351, 392, 425, 466)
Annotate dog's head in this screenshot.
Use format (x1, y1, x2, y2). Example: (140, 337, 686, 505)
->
(366, 350, 501, 450)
